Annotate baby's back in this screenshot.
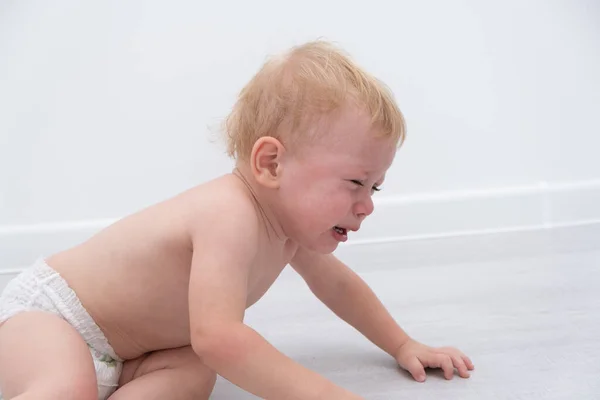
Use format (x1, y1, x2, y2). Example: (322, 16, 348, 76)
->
(47, 176, 231, 360)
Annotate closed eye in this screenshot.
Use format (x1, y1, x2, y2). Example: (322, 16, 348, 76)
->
(351, 180, 382, 193)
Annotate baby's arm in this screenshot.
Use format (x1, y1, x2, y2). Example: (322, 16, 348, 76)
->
(187, 200, 361, 400)
(290, 249, 474, 382)
(291, 249, 410, 357)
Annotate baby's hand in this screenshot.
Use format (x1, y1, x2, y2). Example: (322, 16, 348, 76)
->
(395, 339, 474, 382)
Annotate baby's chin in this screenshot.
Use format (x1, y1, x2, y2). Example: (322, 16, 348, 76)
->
(297, 231, 343, 254)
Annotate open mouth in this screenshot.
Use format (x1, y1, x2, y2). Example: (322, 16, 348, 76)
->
(333, 226, 347, 235)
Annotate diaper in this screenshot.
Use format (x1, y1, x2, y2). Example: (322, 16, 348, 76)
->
(0, 258, 123, 400)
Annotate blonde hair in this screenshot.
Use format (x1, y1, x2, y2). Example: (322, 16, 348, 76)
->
(223, 40, 406, 159)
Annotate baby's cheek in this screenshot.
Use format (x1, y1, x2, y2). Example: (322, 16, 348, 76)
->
(324, 195, 352, 217)
(337, 193, 355, 211)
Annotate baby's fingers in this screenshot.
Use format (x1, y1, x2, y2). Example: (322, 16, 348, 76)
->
(402, 357, 427, 382)
(450, 354, 470, 378)
(463, 355, 475, 370)
(425, 354, 454, 380)
(438, 347, 475, 373)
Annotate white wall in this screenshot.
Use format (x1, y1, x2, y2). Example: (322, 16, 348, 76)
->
(1, 0, 599, 269)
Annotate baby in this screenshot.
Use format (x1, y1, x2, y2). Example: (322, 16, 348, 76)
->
(0, 40, 473, 399)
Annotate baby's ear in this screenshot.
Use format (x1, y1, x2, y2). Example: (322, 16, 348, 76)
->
(250, 136, 285, 189)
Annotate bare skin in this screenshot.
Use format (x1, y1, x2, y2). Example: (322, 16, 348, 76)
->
(49, 174, 295, 361)
(0, 107, 473, 399)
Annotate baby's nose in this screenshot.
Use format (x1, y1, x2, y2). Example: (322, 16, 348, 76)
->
(354, 197, 374, 220)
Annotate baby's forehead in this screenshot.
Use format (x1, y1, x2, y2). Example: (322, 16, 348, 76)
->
(302, 142, 394, 175)
(289, 111, 397, 165)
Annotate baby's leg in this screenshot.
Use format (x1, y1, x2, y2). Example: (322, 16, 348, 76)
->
(0, 311, 98, 400)
(109, 345, 216, 400)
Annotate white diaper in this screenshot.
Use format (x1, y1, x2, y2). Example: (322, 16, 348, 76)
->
(0, 258, 123, 400)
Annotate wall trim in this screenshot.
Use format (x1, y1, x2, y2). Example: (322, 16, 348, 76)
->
(347, 218, 600, 247)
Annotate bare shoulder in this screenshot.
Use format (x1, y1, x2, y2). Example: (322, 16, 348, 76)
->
(181, 174, 261, 256)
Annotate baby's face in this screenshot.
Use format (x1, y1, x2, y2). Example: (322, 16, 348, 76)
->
(276, 108, 397, 253)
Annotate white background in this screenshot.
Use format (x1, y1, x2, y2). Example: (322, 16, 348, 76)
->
(1, 4, 599, 398)
(1, 0, 599, 268)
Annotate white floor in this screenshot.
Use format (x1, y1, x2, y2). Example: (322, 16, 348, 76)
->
(212, 232, 600, 399)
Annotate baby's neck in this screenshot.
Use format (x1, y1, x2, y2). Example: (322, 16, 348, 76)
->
(231, 165, 288, 243)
